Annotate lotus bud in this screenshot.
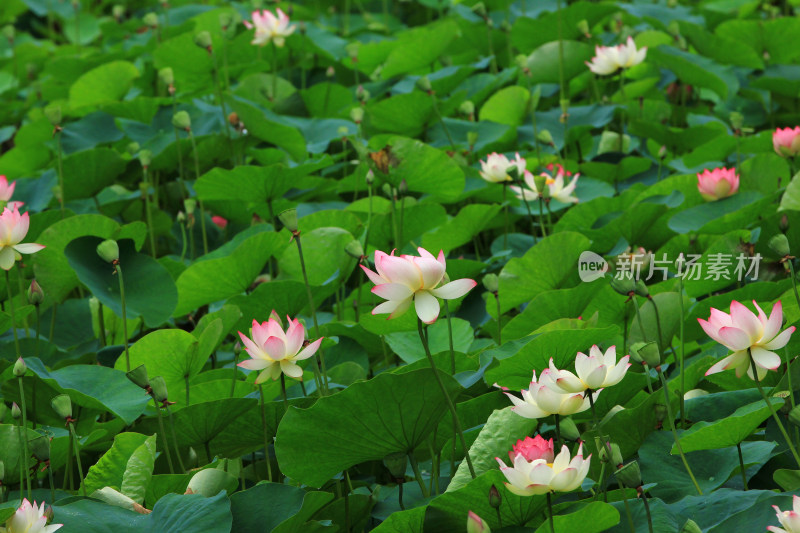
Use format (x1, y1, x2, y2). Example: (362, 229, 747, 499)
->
(781, 214, 789, 233)
(172, 111, 191, 131)
(610, 443, 624, 466)
(51, 394, 73, 419)
(658, 145, 667, 159)
(345, 240, 364, 260)
(482, 273, 499, 294)
(127, 142, 140, 155)
(278, 208, 298, 232)
(139, 150, 152, 168)
(615, 461, 642, 488)
(416, 76, 432, 93)
(383, 452, 407, 479)
(576, 19, 590, 37)
(487, 484, 502, 508)
(467, 131, 478, 147)
(365, 169, 375, 185)
(12, 357, 26, 377)
(559, 416, 581, 440)
(177, 211, 186, 223)
(789, 405, 800, 428)
(459, 100, 475, 117)
(769, 234, 791, 257)
(680, 519, 703, 533)
(350, 107, 364, 124)
(11, 402, 21, 419)
(126, 365, 150, 389)
(596, 438, 611, 463)
(337, 125, 349, 138)
(356, 85, 370, 103)
(326, 66, 335, 78)
(112, 4, 125, 20)
(729, 111, 744, 132)
(183, 199, 196, 215)
(381, 183, 393, 197)
(143, 12, 159, 28)
(194, 31, 213, 50)
(218, 12, 233, 30)
(97, 239, 119, 263)
(150, 376, 169, 403)
(610, 273, 634, 295)
(158, 67, 174, 87)
(2, 25, 14, 42)
(398, 179, 408, 195)
(467, 511, 491, 533)
(346, 42, 360, 59)
(537, 129, 554, 145)
(27, 279, 44, 305)
(30, 435, 50, 460)
(44, 104, 62, 126)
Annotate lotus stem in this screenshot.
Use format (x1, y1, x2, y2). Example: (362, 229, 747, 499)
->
(678, 276, 686, 427)
(5, 270, 19, 357)
(258, 384, 273, 482)
(736, 442, 748, 490)
(294, 235, 328, 395)
(115, 263, 130, 372)
(502, 183, 509, 250)
(280, 374, 288, 408)
(640, 490, 654, 533)
(546, 492, 556, 533)
(187, 128, 208, 255)
(18, 376, 31, 499)
(165, 405, 186, 472)
(67, 422, 86, 496)
(408, 452, 429, 497)
(154, 399, 175, 474)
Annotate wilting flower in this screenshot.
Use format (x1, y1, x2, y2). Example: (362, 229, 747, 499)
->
(361, 248, 477, 324)
(510, 164, 579, 204)
(237, 315, 322, 382)
(1, 499, 62, 533)
(243, 8, 296, 47)
(773, 127, 800, 158)
(467, 511, 491, 533)
(509, 435, 554, 463)
(542, 346, 630, 393)
(696, 167, 739, 201)
(586, 36, 647, 76)
(0, 206, 45, 270)
(0, 175, 16, 202)
(502, 371, 596, 418)
(769, 495, 800, 533)
(496, 443, 591, 496)
(479, 152, 526, 183)
(701, 300, 794, 380)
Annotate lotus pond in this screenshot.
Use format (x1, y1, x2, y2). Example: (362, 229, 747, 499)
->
(1, 0, 800, 532)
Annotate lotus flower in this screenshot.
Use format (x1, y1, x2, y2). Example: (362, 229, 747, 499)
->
(243, 8, 296, 47)
(586, 36, 647, 76)
(0, 206, 44, 270)
(479, 152, 526, 183)
(701, 300, 794, 380)
(361, 248, 476, 324)
(496, 443, 591, 496)
(696, 167, 739, 201)
(0, 175, 16, 202)
(1, 499, 62, 533)
(502, 371, 596, 419)
(509, 435, 555, 463)
(769, 495, 800, 533)
(510, 164, 579, 204)
(467, 511, 491, 533)
(211, 215, 228, 229)
(773, 127, 800, 158)
(237, 315, 322, 382)
(542, 346, 630, 393)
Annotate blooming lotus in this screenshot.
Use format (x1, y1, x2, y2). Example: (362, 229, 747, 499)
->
(0, 206, 44, 270)
(773, 127, 800, 158)
(496, 443, 591, 496)
(0, 175, 16, 202)
(701, 300, 794, 380)
(237, 315, 322, 382)
(770, 495, 800, 533)
(696, 167, 739, 202)
(502, 371, 596, 419)
(1, 499, 62, 533)
(509, 435, 554, 463)
(542, 346, 630, 393)
(510, 164, 579, 204)
(361, 248, 477, 324)
(586, 36, 647, 76)
(479, 152, 526, 183)
(243, 8, 296, 47)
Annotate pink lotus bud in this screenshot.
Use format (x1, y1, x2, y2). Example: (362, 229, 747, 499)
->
(773, 127, 800, 158)
(211, 215, 228, 229)
(467, 511, 490, 533)
(696, 167, 739, 202)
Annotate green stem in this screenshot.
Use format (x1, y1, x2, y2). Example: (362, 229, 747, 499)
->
(494, 291, 502, 346)
(18, 377, 31, 499)
(187, 129, 208, 255)
(749, 351, 800, 468)
(444, 300, 456, 374)
(678, 276, 685, 427)
(546, 492, 556, 533)
(68, 423, 86, 497)
(538, 197, 547, 238)
(641, 491, 654, 533)
(97, 301, 106, 347)
(165, 405, 186, 472)
(280, 373, 288, 409)
(649, 296, 663, 354)
(271, 41, 278, 102)
(408, 452, 430, 497)
(154, 400, 175, 474)
(736, 442, 748, 490)
(47, 455, 56, 504)
(258, 384, 273, 482)
(16, 274, 28, 337)
(35, 304, 40, 358)
(5, 270, 19, 357)
(431, 94, 455, 148)
(179, 219, 188, 263)
(554, 414, 563, 449)
(502, 183, 509, 250)
(55, 130, 65, 217)
(417, 318, 476, 479)
(294, 235, 327, 395)
(616, 480, 636, 533)
(143, 168, 156, 258)
(115, 264, 130, 372)
(230, 350, 238, 398)
(656, 368, 702, 494)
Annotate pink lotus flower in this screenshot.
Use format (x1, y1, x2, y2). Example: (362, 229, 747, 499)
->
(509, 435, 555, 463)
(503, 371, 596, 418)
(361, 248, 476, 324)
(770, 494, 800, 533)
(701, 300, 794, 380)
(237, 314, 322, 382)
(211, 215, 228, 229)
(542, 346, 630, 393)
(479, 152, 526, 183)
(0, 175, 16, 202)
(2, 499, 62, 533)
(773, 127, 800, 158)
(496, 443, 591, 496)
(586, 36, 647, 76)
(696, 167, 739, 201)
(0, 206, 44, 270)
(243, 8, 296, 47)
